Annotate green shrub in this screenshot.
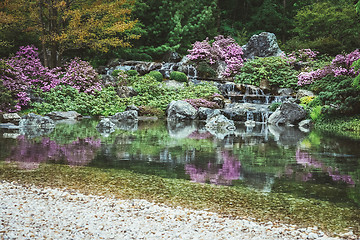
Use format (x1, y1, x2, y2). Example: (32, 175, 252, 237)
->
(311, 75, 360, 116)
(170, 71, 188, 82)
(310, 105, 322, 121)
(111, 69, 124, 77)
(126, 70, 139, 77)
(270, 102, 282, 112)
(148, 71, 163, 82)
(197, 62, 217, 79)
(0, 79, 17, 112)
(234, 57, 299, 89)
(31, 85, 128, 116)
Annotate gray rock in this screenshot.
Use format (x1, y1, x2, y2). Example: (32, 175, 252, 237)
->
(96, 118, 116, 130)
(268, 102, 307, 126)
(0, 113, 21, 124)
(19, 113, 55, 137)
(197, 108, 221, 121)
(46, 111, 81, 120)
(163, 51, 182, 63)
(277, 88, 294, 96)
(222, 103, 270, 123)
(116, 86, 137, 98)
(166, 100, 197, 121)
(242, 32, 284, 60)
(20, 113, 54, 128)
(205, 114, 236, 139)
(110, 110, 138, 123)
(296, 89, 315, 99)
(125, 105, 139, 112)
(162, 80, 185, 90)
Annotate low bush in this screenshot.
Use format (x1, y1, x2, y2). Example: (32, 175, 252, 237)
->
(126, 70, 139, 77)
(197, 62, 217, 79)
(147, 71, 163, 82)
(235, 57, 299, 89)
(31, 85, 128, 116)
(170, 71, 188, 82)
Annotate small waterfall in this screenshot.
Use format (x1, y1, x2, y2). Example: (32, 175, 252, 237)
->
(160, 62, 178, 79)
(246, 111, 254, 121)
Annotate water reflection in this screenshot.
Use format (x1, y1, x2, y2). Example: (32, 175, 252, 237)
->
(185, 151, 241, 185)
(5, 135, 101, 169)
(1, 119, 359, 206)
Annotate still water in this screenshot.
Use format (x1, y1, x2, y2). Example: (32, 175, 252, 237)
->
(1, 119, 359, 208)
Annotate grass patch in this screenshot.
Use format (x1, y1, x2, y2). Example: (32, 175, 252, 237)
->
(1, 162, 359, 237)
(315, 115, 360, 139)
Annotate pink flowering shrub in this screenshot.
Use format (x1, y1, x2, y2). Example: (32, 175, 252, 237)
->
(0, 46, 102, 112)
(62, 57, 102, 94)
(187, 35, 244, 77)
(0, 45, 62, 111)
(287, 48, 319, 65)
(298, 49, 360, 86)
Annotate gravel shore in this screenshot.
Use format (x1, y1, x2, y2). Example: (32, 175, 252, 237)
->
(0, 181, 352, 239)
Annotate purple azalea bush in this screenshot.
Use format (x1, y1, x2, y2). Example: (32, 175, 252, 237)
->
(187, 35, 244, 77)
(298, 49, 360, 86)
(0, 45, 62, 111)
(0, 45, 102, 112)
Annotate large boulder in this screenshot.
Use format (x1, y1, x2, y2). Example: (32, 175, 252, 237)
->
(197, 108, 221, 121)
(166, 100, 197, 121)
(222, 103, 269, 122)
(242, 32, 283, 60)
(46, 111, 81, 120)
(268, 102, 307, 126)
(110, 110, 138, 122)
(19, 113, 55, 137)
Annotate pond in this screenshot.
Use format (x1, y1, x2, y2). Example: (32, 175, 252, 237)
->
(1, 119, 359, 209)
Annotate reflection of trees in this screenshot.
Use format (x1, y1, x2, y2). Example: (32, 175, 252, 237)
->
(185, 151, 241, 185)
(291, 150, 355, 185)
(6, 136, 101, 169)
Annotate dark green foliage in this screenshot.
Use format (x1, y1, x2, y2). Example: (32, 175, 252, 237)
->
(234, 57, 299, 89)
(31, 85, 129, 116)
(147, 71, 163, 82)
(197, 62, 217, 79)
(0, 80, 17, 112)
(111, 70, 124, 77)
(270, 102, 282, 112)
(132, 0, 218, 58)
(170, 71, 188, 82)
(310, 75, 360, 116)
(352, 59, 360, 89)
(292, 1, 360, 55)
(126, 70, 139, 77)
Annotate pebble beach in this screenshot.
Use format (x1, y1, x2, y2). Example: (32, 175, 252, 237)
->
(0, 181, 354, 240)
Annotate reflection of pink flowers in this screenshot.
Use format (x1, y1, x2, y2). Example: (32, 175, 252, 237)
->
(6, 136, 101, 169)
(296, 150, 322, 168)
(295, 150, 355, 185)
(185, 151, 241, 185)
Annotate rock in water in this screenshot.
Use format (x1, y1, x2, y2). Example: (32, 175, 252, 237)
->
(268, 102, 307, 126)
(242, 32, 283, 60)
(166, 100, 197, 121)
